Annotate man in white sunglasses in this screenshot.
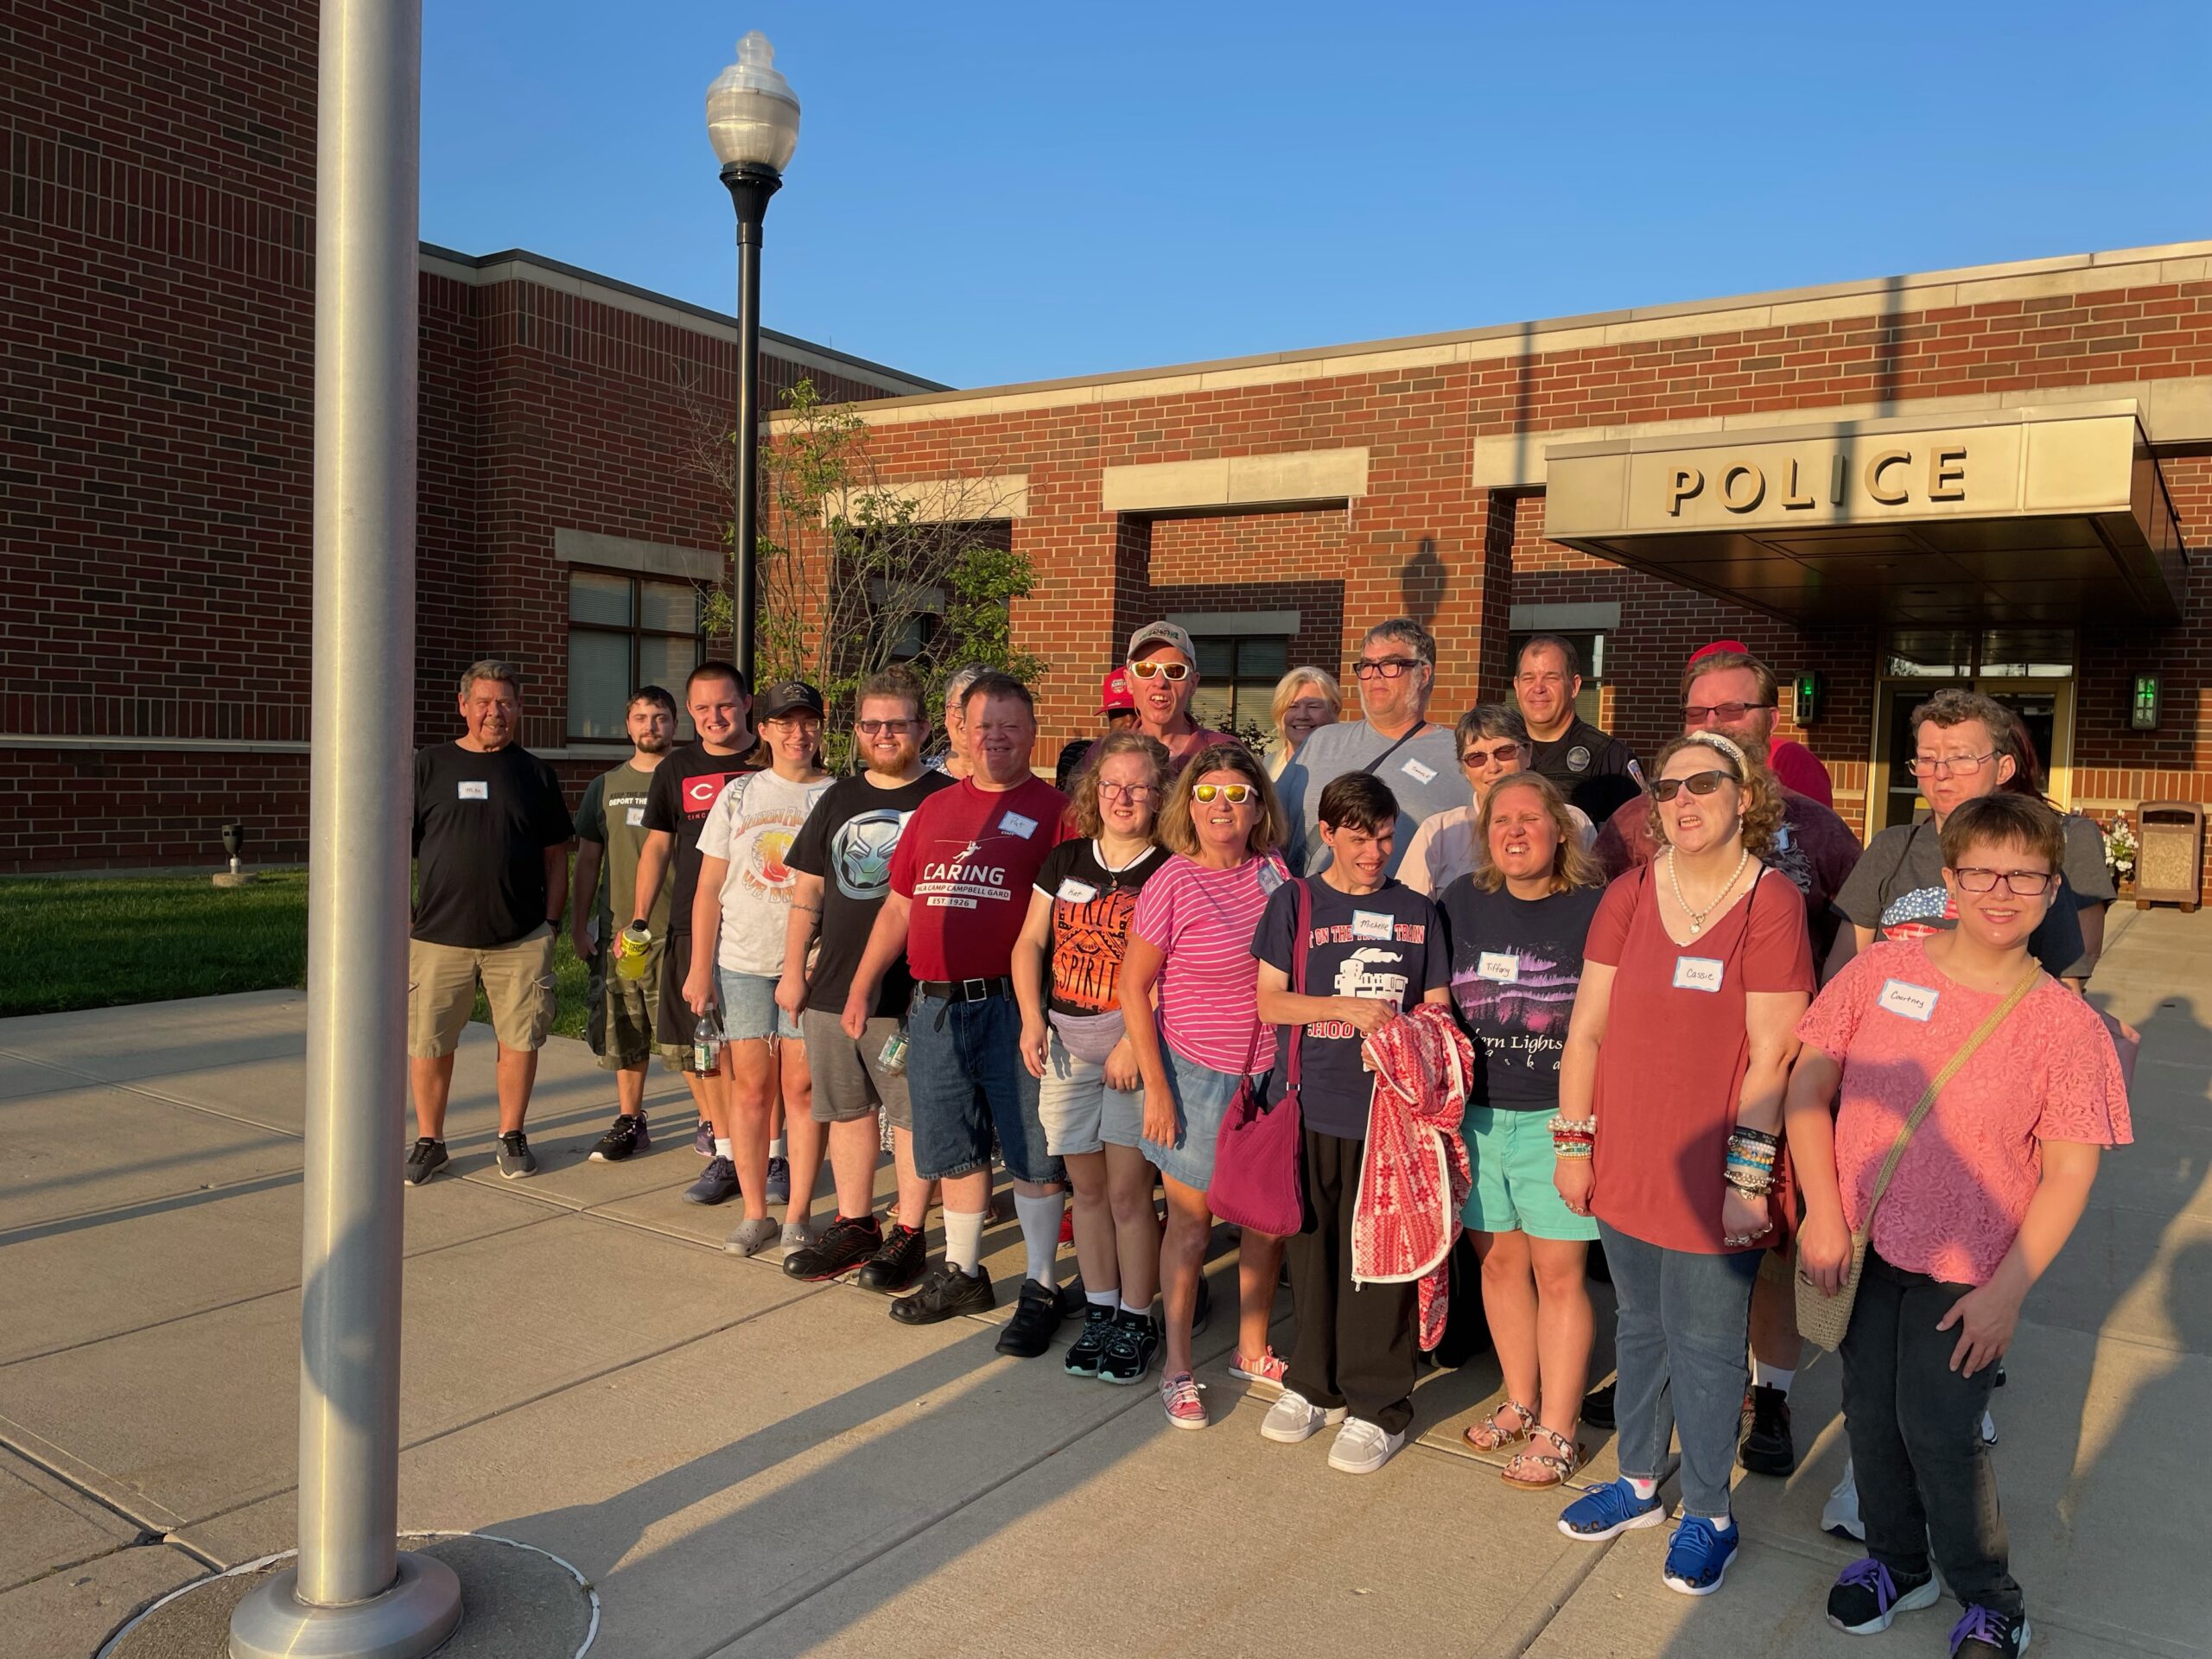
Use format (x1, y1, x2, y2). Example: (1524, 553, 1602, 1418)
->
(1121, 621, 1240, 780)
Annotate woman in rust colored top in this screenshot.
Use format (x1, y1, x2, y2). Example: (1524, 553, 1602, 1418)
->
(1551, 732, 1813, 1597)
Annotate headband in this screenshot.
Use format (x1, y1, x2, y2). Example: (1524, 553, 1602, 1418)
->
(1681, 731, 1749, 773)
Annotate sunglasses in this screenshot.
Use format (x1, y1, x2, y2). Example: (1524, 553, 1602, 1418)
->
(855, 719, 918, 735)
(1192, 783, 1256, 804)
(1649, 770, 1734, 803)
(1461, 743, 1522, 769)
(1127, 659, 1191, 682)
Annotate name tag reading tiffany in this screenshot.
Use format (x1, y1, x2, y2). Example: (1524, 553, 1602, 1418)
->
(1056, 878, 1098, 905)
(1673, 956, 1725, 994)
(458, 780, 488, 801)
(1401, 757, 1438, 785)
(1878, 978, 1940, 1021)
(999, 811, 1038, 839)
(625, 805, 645, 827)
(1477, 951, 1519, 984)
(1351, 910, 1394, 942)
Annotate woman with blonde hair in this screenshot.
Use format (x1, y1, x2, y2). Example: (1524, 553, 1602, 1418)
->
(1264, 667, 1342, 779)
(1120, 744, 1294, 1428)
(1441, 770, 1607, 1488)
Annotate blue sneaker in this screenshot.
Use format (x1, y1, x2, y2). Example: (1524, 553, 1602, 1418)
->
(765, 1154, 791, 1204)
(1557, 1478, 1666, 1541)
(1662, 1514, 1738, 1596)
(683, 1155, 741, 1205)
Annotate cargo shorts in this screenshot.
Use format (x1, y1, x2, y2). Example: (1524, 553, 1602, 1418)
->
(407, 925, 557, 1058)
(585, 932, 664, 1071)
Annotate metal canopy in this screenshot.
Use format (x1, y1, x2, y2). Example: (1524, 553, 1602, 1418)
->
(1541, 403, 2187, 626)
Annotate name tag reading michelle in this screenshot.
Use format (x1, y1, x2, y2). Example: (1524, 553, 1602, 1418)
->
(999, 811, 1038, 839)
(1056, 878, 1098, 905)
(1477, 950, 1519, 984)
(625, 805, 645, 827)
(1401, 757, 1438, 785)
(458, 780, 488, 801)
(1878, 978, 1939, 1021)
(1672, 955, 1725, 994)
(1351, 910, 1394, 942)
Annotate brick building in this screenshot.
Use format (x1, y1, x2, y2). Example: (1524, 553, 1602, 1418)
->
(798, 243, 2210, 899)
(2, 1, 934, 874)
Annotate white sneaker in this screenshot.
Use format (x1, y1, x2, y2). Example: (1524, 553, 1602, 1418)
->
(1980, 1409, 1999, 1446)
(1326, 1416, 1406, 1474)
(1821, 1459, 1865, 1541)
(1260, 1389, 1346, 1444)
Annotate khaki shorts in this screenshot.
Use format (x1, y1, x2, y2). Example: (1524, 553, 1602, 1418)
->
(586, 936, 664, 1071)
(408, 925, 556, 1058)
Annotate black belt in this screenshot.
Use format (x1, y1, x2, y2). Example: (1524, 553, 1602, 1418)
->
(916, 976, 1014, 1004)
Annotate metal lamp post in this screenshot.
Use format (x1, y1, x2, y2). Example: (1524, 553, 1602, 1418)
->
(705, 31, 800, 690)
(229, 0, 462, 1654)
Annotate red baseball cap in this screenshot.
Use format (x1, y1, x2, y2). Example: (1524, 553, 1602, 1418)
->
(1100, 669, 1136, 713)
(1688, 639, 1751, 666)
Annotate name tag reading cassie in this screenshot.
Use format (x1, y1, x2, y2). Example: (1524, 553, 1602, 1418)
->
(1351, 910, 1394, 942)
(1477, 951, 1519, 984)
(1672, 956, 1725, 994)
(1401, 757, 1438, 785)
(999, 811, 1038, 839)
(1878, 979, 1939, 1021)
(625, 805, 645, 827)
(458, 780, 488, 801)
(1056, 878, 1098, 905)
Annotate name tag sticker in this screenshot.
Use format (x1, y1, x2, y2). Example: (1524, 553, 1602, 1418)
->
(1477, 950, 1519, 983)
(1056, 878, 1098, 905)
(458, 780, 488, 801)
(1351, 909, 1394, 942)
(1673, 955, 1725, 994)
(1256, 863, 1284, 896)
(1401, 757, 1438, 785)
(1878, 978, 1940, 1021)
(1000, 811, 1038, 839)
(625, 805, 645, 827)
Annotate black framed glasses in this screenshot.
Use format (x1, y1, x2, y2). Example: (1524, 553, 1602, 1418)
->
(855, 719, 918, 735)
(1649, 771, 1732, 803)
(1353, 657, 1423, 680)
(1952, 867, 2056, 896)
(1683, 702, 1776, 725)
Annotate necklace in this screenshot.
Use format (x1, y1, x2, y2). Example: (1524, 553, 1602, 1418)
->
(1667, 845, 1750, 935)
(1094, 838, 1153, 893)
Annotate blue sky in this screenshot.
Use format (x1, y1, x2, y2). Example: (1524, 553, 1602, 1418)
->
(422, 2, 2212, 391)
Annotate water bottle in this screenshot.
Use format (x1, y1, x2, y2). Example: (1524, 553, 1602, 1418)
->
(693, 1007, 722, 1073)
(614, 922, 652, 982)
(877, 1027, 909, 1077)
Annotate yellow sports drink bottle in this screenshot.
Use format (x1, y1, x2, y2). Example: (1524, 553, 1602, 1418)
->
(615, 924, 652, 981)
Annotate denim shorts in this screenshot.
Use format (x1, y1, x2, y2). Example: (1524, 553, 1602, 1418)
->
(1034, 1031, 1144, 1157)
(717, 969, 801, 1043)
(1461, 1107, 1599, 1242)
(1142, 1046, 1252, 1192)
(906, 989, 1063, 1185)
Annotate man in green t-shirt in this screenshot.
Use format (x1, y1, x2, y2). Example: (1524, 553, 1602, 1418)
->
(572, 685, 679, 1160)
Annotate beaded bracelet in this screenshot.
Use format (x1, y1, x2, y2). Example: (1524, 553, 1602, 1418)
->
(1724, 1166, 1775, 1197)
(1549, 1113, 1595, 1159)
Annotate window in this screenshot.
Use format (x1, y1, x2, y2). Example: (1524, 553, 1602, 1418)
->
(1508, 629, 1607, 726)
(1189, 635, 1288, 740)
(568, 570, 703, 741)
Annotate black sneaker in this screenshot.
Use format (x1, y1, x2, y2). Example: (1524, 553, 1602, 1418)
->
(1949, 1605, 2030, 1658)
(855, 1222, 927, 1292)
(1065, 1303, 1117, 1376)
(494, 1131, 537, 1179)
(1739, 1383, 1796, 1476)
(683, 1155, 741, 1205)
(1582, 1381, 1617, 1429)
(588, 1111, 649, 1163)
(404, 1138, 448, 1186)
(997, 1277, 1072, 1357)
(1097, 1308, 1160, 1384)
(1827, 1558, 1940, 1635)
(890, 1263, 994, 1325)
(782, 1214, 882, 1281)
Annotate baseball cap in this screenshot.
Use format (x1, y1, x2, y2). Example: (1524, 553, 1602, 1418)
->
(756, 679, 825, 720)
(1127, 621, 1196, 662)
(1100, 669, 1136, 713)
(1688, 639, 1751, 666)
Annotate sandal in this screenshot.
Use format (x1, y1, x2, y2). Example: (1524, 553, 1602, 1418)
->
(1462, 1397, 1535, 1452)
(1502, 1424, 1580, 1490)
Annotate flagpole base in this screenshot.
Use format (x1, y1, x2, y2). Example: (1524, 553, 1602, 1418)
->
(228, 1554, 461, 1659)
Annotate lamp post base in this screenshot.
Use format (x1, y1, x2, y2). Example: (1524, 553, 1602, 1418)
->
(228, 1554, 462, 1659)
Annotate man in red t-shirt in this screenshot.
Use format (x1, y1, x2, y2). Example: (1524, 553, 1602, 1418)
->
(843, 673, 1077, 1356)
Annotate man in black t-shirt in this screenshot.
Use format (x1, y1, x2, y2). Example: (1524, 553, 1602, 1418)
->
(1515, 635, 1643, 823)
(632, 661, 755, 1204)
(779, 671, 950, 1287)
(406, 660, 573, 1186)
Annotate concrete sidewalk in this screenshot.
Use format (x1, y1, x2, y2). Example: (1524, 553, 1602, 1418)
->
(1, 907, 2205, 1657)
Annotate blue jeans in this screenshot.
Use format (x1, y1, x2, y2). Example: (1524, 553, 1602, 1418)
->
(1599, 1221, 1758, 1520)
(906, 990, 1063, 1185)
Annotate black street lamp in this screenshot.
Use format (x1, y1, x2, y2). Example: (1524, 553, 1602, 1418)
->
(706, 31, 801, 690)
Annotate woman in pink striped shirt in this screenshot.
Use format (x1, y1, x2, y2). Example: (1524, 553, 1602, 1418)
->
(1121, 746, 1294, 1429)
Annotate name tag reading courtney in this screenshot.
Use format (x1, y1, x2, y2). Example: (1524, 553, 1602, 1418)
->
(1878, 978, 1939, 1021)
(458, 780, 488, 801)
(1351, 910, 1394, 942)
(1401, 757, 1438, 785)
(1477, 951, 1519, 984)
(1672, 956, 1725, 994)
(1056, 878, 1098, 905)
(999, 811, 1038, 839)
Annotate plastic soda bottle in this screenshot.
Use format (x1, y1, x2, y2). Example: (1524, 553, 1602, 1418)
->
(614, 923, 652, 982)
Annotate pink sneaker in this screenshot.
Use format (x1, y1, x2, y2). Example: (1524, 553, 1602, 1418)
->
(1160, 1370, 1209, 1430)
(1230, 1348, 1288, 1391)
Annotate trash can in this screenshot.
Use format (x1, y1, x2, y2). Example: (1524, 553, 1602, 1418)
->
(2133, 802, 2203, 912)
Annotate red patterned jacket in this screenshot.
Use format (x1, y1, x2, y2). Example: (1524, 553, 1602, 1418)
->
(1352, 1003, 1475, 1350)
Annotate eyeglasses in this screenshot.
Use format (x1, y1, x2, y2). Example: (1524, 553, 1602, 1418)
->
(1127, 659, 1191, 682)
(1353, 657, 1423, 680)
(855, 719, 918, 735)
(1683, 702, 1775, 726)
(1909, 753, 1997, 779)
(1192, 783, 1256, 804)
(1649, 770, 1733, 803)
(1097, 780, 1156, 801)
(1461, 743, 1522, 769)
(1952, 867, 2056, 896)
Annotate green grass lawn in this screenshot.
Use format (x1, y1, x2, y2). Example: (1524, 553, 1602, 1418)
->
(0, 872, 594, 1038)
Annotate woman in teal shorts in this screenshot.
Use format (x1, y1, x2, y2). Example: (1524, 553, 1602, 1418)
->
(1437, 771, 1606, 1487)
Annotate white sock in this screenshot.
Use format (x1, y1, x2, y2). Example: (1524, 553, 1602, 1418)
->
(770, 1135, 787, 1160)
(1751, 1359, 1796, 1394)
(714, 1137, 734, 1160)
(1014, 1192, 1065, 1287)
(1708, 1513, 1735, 1533)
(1086, 1287, 1121, 1310)
(1626, 1476, 1658, 1500)
(943, 1209, 986, 1275)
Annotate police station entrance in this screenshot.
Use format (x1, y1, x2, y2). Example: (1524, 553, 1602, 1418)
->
(1870, 628, 2077, 832)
